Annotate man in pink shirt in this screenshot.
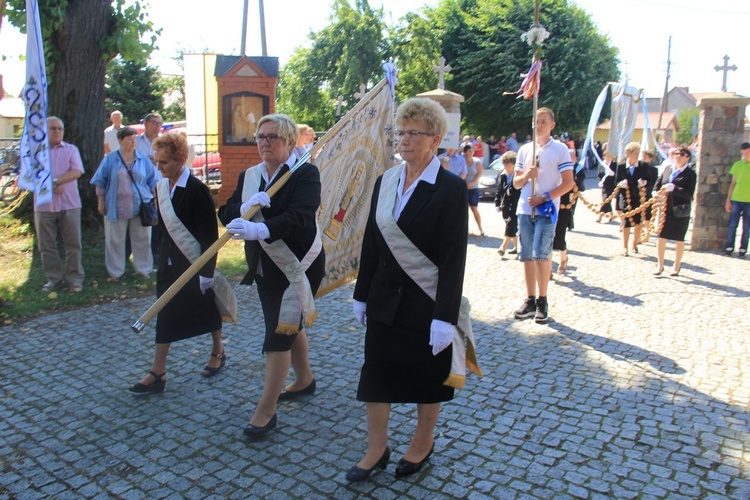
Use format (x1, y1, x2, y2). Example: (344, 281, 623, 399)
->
(35, 116, 85, 293)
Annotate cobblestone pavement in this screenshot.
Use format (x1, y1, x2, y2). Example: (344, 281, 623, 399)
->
(2, 180, 749, 499)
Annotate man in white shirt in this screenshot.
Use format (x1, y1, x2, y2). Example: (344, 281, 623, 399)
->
(512, 108, 575, 323)
(136, 113, 163, 163)
(103, 110, 123, 155)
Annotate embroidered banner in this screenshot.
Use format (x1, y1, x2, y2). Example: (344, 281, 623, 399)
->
(314, 78, 395, 296)
(18, 0, 53, 206)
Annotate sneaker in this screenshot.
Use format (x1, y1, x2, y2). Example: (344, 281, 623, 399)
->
(740, 250, 747, 259)
(514, 298, 536, 319)
(41, 282, 58, 293)
(535, 299, 549, 324)
(724, 248, 733, 256)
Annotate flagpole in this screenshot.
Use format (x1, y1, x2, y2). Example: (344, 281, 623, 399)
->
(132, 77, 390, 332)
(530, 0, 541, 216)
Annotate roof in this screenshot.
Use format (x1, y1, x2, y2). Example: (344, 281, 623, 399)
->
(597, 112, 679, 131)
(214, 55, 279, 78)
(0, 97, 24, 119)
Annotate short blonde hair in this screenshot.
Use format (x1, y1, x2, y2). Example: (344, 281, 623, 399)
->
(256, 114, 299, 148)
(624, 142, 640, 155)
(153, 131, 190, 166)
(395, 98, 448, 138)
(501, 151, 517, 165)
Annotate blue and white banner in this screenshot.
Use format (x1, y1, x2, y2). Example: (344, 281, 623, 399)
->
(19, 0, 53, 206)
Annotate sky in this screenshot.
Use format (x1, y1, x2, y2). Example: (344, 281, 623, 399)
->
(1, 0, 749, 102)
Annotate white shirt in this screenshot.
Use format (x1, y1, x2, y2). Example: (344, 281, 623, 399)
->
(394, 156, 441, 220)
(104, 124, 122, 152)
(515, 138, 573, 215)
(260, 152, 297, 188)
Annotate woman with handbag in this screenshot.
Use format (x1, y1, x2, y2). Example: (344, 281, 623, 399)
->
(128, 132, 231, 394)
(653, 146, 696, 277)
(91, 127, 158, 281)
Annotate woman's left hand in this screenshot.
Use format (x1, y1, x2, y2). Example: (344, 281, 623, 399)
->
(226, 219, 267, 240)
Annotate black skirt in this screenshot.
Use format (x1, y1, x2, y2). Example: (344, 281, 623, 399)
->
(659, 212, 690, 242)
(357, 318, 454, 404)
(155, 265, 222, 344)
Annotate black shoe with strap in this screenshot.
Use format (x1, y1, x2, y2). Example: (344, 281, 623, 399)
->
(201, 351, 226, 378)
(128, 371, 166, 395)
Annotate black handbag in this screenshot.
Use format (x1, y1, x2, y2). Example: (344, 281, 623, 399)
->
(121, 153, 158, 226)
(672, 203, 690, 218)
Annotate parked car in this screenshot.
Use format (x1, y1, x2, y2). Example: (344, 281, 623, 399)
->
(478, 158, 504, 199)
(192, 152, 221, 184)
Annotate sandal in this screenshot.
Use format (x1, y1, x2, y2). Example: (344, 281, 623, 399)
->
(201, 351, 226, 378)
(557, 258, 568, 274)
(128, 371, 166, 395)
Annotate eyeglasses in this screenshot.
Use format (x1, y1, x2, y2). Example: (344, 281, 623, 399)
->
(255, 134, 280, 144)
(395, 129, 434, 139)
(49, 126, 64, 131)
(149, 122, 163, 127)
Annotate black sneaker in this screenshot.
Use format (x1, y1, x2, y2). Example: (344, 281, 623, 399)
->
(724, 248, 733, 256)
(740, 250, 747, 259)
(514, 298, 536, 319)
(534, 299, 549, 324)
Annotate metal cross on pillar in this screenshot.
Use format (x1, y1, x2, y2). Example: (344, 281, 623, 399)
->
(354, 84, 367, 101)
(714, 55, 737, 92)
(433, 57, 452, 90)
(334, 95, 348, 121)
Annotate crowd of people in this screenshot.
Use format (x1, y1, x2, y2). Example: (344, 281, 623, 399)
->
(30, 99, 748, 485)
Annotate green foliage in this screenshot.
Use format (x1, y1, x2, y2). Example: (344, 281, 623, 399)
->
(277, 0, 387, 129)
(425, 0, 619, 138)
(105, 58, 164, 125)
(675, 107, 699, 145)
(158, 74, 186, 122)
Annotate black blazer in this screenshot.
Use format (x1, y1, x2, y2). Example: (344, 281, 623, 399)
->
(494, 172, 520, 220)
(218, 162, 325, 287)
(157, 174, 218, 278)
(615, 160, 656, 210)
(655, 165, 697, 214)
(353, 167, 468, 329)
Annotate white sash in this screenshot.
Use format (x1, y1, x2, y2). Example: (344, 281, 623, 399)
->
(156, 179, 237, 322)
(375, 166, 482, 389)
(242, 164, 321, 334)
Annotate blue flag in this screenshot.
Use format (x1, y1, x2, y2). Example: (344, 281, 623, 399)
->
(19, 0, 53, 206)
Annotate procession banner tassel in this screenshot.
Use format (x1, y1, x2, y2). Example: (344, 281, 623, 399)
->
(132, 75, 394, 333)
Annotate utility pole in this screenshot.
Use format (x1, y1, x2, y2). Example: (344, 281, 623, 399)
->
(259, 0, 268, 56)
(240, 0, 249, 55)
(658, 36, 671, 144)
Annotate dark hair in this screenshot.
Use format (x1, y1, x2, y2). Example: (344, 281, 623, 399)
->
(463, 144, 473, 153)
(741, 142, 750, 150)
(676, 146, 691, 158)
(117, 127, 137, 141)
(144, 113, 162, 124)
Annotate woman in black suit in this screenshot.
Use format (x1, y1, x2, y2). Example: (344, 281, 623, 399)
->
(128, 132, 225, 394)
(615, 142, 656, 255)
(347, 98, 468, 482)
(653, 146, 696, 276)
(218, 114, 324, 439)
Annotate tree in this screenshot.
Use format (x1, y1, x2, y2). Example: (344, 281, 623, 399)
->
(675, 108, 699, 145)
(105, 58, 163, 125)
(421, 0, 619, 138)
(5, 0, 158, 222)
(277, 0, 387, 130)
(157, 74, 185, 123)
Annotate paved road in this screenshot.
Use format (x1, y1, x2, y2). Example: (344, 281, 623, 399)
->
(2, 182, 749, 499)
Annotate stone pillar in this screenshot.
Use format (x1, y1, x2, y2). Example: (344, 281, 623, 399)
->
(215, 55, 279, 206)
(415, 89, 464, 150)
(691, 93, 750, 250)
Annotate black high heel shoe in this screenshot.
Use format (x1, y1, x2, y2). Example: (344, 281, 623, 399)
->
(345, 447, 390, 482)
(395, 444, 434, 478)
(243, 414, 277, 440)
(278, 379, 316, 401)
(200, 351, 226, 377)
(128, 371, 166, 395)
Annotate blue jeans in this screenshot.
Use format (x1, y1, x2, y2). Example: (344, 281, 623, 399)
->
(725, 201, 750, 252)
(518, 214, 555, 261)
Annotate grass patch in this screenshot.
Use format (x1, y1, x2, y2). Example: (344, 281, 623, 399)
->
(0, 206, 249, 325)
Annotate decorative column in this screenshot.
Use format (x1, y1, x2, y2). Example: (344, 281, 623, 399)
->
(691, 93, 750, 250)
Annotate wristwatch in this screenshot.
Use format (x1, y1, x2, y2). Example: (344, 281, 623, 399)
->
(541, 193, 549, 203)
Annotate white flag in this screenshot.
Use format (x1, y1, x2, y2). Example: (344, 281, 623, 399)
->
(314, 75, 396, 296)
(19, 0, 53, 206)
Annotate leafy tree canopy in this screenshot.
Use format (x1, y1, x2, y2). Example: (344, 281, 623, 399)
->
(105, 58, 163, 125)
(675, 107, 699, 145)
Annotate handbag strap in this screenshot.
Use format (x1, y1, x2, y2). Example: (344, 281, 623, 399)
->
(119, 151, 147, 204)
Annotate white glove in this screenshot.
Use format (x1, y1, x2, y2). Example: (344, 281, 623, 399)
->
(240, 192, 271, 215)
(605, 167, 615, 177)
(352, 300, 367, 326)
(199, 276, 214, 294)
(598, 179, 605, 188)
(663, 182, 675, 192)
(651, 190, 659, 198)
(227, 218, 265, 240)
(638, 179, 647, 187)
(429, 319, 454, 356)
(617, 180, 628, 189)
